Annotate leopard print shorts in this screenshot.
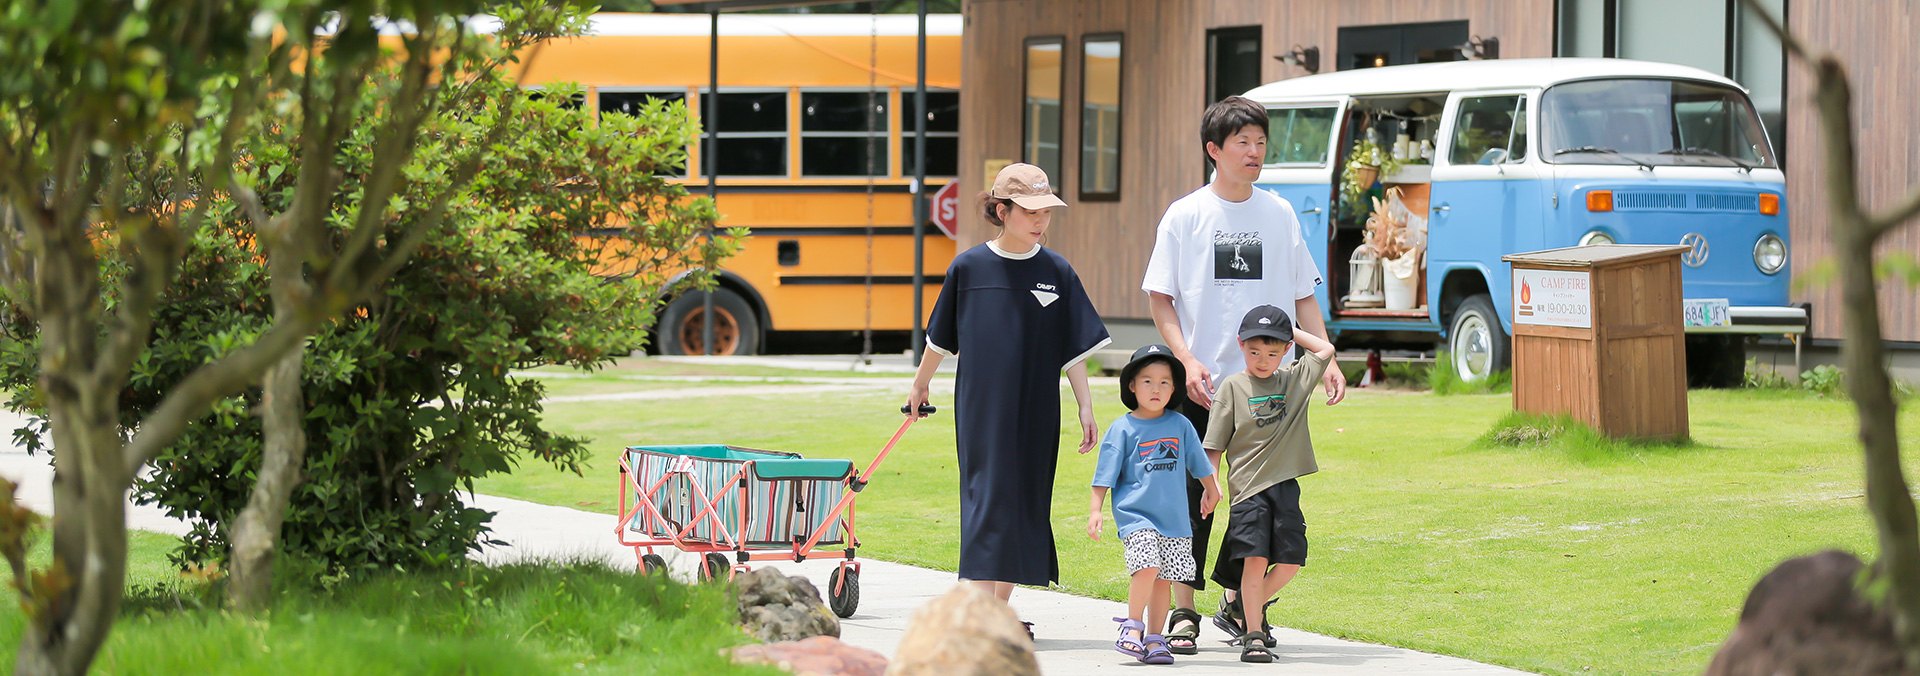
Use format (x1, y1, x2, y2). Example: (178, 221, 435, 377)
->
(1122, 528, 1195, 581)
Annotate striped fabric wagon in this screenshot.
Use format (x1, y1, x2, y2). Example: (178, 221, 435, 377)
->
(614, 406, 934, 618)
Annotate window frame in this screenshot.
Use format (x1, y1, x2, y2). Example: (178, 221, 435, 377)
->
(1021, 36, 1066, 192)
(1262, 103, 1343, 168)
(796, 86, 892, 179)
(695, 86, 793, 179)
(596, 87, 695, 178)
(1443, 92, 1533, 167)
(1077, 32, 1125, 202)
(900, 88, 961, 178)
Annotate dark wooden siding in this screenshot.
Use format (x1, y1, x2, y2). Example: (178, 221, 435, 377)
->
(1786, 1, 1920, 342)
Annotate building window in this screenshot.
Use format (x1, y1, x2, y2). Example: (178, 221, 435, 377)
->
(1554, 0, 1787, 165)
(1023, 37, 1065, 187)
(699, 90, 788, 178)
(1079, 34, 1122, 200)
(800, 90, 887, 178)
(600, 90, 690, 177)
(1449, 95, 1528, 165)
(901, 90, 959, 177)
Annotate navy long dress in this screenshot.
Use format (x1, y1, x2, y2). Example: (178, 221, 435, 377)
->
(925, 241, 1111, 586)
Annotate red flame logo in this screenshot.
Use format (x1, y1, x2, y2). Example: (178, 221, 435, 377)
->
(1520, 279, 1532, 305)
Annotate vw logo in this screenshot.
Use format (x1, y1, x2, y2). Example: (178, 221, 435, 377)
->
(1680, 233, 1709, 267)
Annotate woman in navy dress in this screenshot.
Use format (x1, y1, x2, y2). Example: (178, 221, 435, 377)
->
(906, 163, 1111, 629)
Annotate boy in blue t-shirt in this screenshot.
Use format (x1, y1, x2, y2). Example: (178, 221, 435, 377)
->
(1089, 345, 1222, 665)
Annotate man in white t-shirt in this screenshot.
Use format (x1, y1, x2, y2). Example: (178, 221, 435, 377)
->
(1140, 96, 1347, 653)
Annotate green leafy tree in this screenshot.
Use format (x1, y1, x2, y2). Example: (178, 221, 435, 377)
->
(108, 82, 731, 583)
(0, 2, 595, 673)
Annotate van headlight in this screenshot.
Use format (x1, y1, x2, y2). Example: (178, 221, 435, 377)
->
(1579, 230, 1615, 246)
(1754, 234, 1786, 275)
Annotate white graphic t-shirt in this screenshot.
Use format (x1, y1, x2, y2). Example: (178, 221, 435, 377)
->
(1141, 185, 1322, 387)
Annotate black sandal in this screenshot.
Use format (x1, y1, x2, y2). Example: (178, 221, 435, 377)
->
(1240, 631, 1276, 663)
(1164, 608, 1202, 655)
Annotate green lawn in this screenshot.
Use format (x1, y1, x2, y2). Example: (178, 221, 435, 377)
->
(0, 532, 777, 676)
(477, 376, 1920, 676)
(523, 356, 903, 380)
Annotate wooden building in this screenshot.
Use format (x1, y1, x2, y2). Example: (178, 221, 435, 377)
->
(955, 0, 1920, 347)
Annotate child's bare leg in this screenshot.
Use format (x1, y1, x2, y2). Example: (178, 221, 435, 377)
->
(1146, 579, 1172, 638)
(1128, 569, 1159, 623)
(1237, 556, 1270, 632)
(1173, 582, 1195, 611)
(1261, 564, 1301, 603)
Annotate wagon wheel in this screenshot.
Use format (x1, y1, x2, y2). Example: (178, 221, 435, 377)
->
(828, 566, 860, 618)
(699, 552, 733, 584)
(640, 553, 667, 577)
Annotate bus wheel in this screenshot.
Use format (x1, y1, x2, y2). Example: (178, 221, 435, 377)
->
(1448, 294, 1510, 382)
(660, 288, 760, 356)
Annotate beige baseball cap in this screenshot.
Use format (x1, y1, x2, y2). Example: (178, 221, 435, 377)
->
(990, 163, 1068, 210)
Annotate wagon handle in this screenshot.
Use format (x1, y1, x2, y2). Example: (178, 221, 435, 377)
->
(899, 404, 937, 416)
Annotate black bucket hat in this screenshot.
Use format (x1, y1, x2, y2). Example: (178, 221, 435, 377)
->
(1119, 344, 1187, 410)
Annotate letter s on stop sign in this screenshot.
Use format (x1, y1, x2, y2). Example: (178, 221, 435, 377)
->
(930, 181, 959, 240)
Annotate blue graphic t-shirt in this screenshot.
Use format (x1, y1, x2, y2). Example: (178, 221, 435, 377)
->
(1091, 412, 1214, 538)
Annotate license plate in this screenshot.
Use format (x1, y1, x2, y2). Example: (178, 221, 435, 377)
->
(1683, 298, 1732, 328)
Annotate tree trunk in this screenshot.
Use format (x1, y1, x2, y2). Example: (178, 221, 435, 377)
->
(227, 342, 306, 614)
(15, 316, 132, 676)
(1807, 56, 1920, 669)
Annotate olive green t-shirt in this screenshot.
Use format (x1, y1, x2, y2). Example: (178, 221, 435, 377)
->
(1202, 352, 1329, 505)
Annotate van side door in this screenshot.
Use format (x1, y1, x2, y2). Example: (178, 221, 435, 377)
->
(1255, 97, 1347, 321)
(1426, 89, 1546, 333)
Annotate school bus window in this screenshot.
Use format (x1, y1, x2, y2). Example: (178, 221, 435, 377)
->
(700, 90, 789, 177)
(527, 89, 585, 110)
(800, 90, 888, 178)
(601, 91, 690, 177)
(901, 90, 960, 177)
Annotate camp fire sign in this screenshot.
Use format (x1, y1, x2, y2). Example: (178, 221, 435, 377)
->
(1513, 269, 1592, 329)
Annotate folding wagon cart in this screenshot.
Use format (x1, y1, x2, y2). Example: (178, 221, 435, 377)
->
(615, 405, 934, 617)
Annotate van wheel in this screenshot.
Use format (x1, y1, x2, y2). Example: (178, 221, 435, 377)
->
(1448, 294, 1510, 382)
(659, 288, 760, 356)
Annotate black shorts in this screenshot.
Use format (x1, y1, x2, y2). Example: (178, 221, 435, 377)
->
(1176, 399, 1213, 589)
(1210, 479, 1307, 588)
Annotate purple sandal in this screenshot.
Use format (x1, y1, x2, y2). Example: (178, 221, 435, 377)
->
(1112, 618, 1147, 659)
(1141, 634, 1176, 664)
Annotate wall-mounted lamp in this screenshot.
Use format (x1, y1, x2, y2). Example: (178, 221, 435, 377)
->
(1273, 45, 1320, 74)
(1458, 35, 1499, 60)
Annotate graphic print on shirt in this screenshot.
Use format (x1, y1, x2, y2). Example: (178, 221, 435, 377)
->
(1249, 393, 1287, 427)
(1031, 282, 1059, 307)
(1135, 437, 1183, 473)
(1213, 231, 1264, 281)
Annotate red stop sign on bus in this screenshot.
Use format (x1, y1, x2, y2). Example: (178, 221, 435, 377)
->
(929, 181, 960, 240)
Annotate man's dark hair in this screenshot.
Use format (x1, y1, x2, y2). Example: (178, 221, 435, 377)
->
(1201, 96, 1269, 169)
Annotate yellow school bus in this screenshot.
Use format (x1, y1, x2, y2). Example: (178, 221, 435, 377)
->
(516, 13, 962, 355)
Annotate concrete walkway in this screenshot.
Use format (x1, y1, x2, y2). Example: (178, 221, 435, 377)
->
(0, 391, 1533, 675)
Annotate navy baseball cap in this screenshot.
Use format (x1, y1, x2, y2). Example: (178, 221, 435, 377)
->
(1119, 344, 1186, 410)
(1238, 305, 1293, 343)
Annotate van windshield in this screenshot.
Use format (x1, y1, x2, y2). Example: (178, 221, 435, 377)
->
(1542, 79, 1776, 169)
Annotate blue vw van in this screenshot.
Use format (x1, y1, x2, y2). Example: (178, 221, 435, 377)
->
(1242, 58, 1805, 385)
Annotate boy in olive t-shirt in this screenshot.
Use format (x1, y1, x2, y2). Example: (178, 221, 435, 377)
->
(1202, 305, 1335, 663)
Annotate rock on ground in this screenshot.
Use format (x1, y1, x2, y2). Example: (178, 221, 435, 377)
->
(885, 583, 1038, 676)
(1705, 550, 1914, 676)
(730, 635, 887, 676)
(737, 567, 841, 642)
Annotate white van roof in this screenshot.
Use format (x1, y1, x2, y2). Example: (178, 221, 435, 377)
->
(1242, 58, 1745, 102)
